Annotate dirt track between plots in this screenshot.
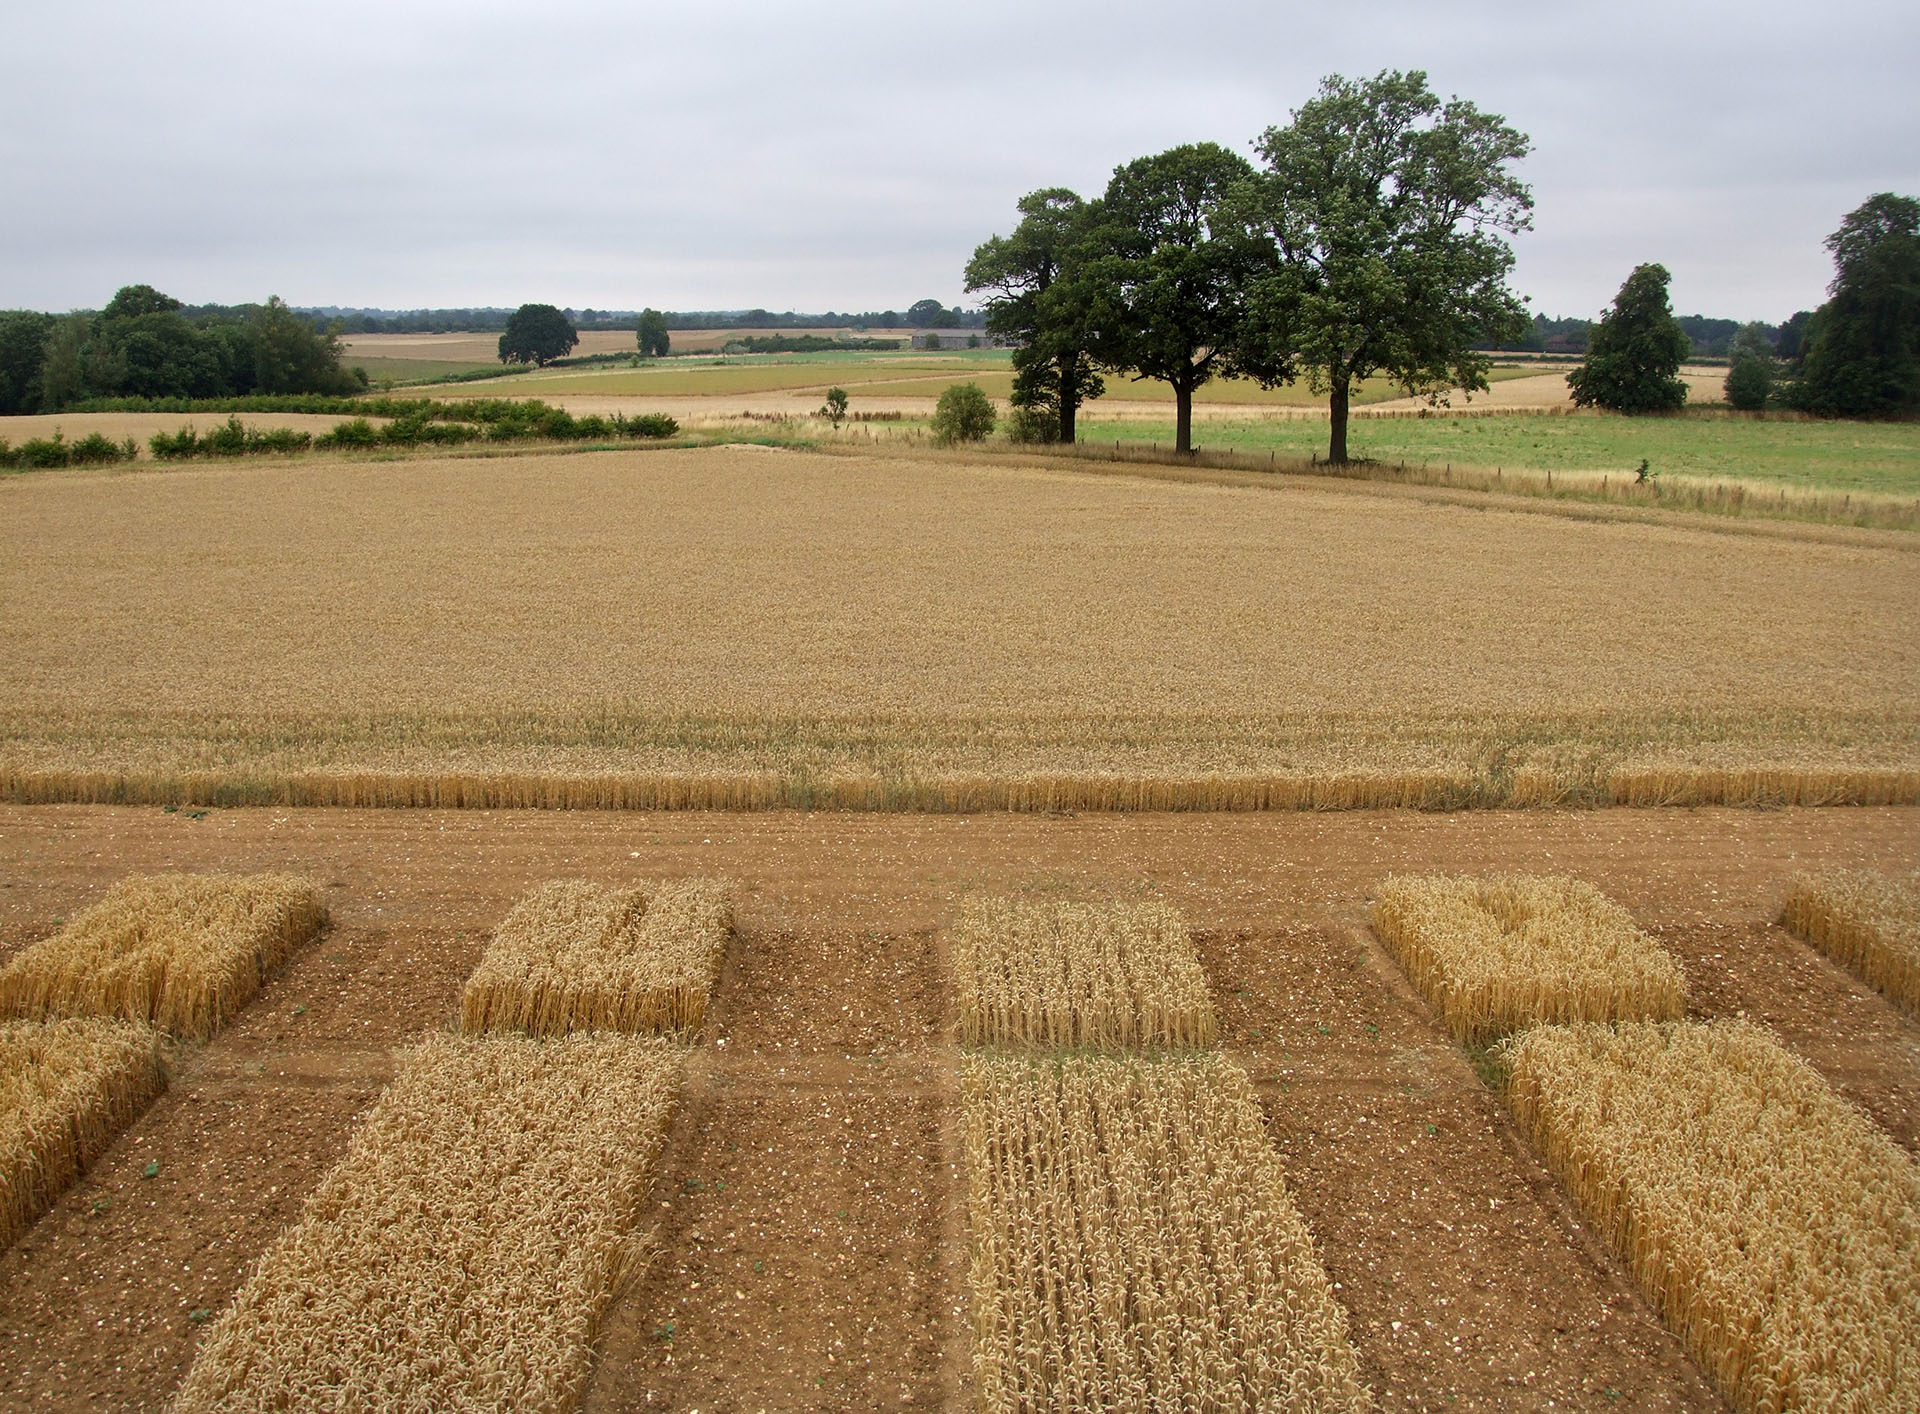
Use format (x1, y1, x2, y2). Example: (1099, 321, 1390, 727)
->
(2, 805, 1917, 1410)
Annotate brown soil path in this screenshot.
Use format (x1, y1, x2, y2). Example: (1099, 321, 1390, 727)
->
(0, 805, 1914, 1410)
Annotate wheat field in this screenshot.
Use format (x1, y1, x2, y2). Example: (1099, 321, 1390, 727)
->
(461, 877, 733, 1036)
(1, 1017, 165, 1249)
(963, 1052, 1371, 1412)
(1504, 1020, 1920, 1414)
(2, 446, 1915, 811)
(1782, 870, 1920, 1015)
(170, 1031, 682, 1413)
(1370, 874, 1688, 1042)
(0, 874, 326, 1040)
(954, 897, 1214, 1049)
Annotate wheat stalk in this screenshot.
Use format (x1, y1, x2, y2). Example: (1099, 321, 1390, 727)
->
(1782, 869, 1920, 1015)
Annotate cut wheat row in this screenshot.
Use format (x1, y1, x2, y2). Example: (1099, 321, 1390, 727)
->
(461, 877, 733, 1037)
(170, 1031, 682, 1414)
(965, 1051, 1370, 1413)
(0, 874, 327, 1041)
(1370, 873, 1687, 1042)
(1505, 1020, 1920, 1414)
(1782, 869, 1920, 1015)
(1, 1017, 165, 1250)
(954, 896, 1215, 1049)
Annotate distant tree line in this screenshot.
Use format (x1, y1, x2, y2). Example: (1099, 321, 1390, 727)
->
(1493, 311, 1814, 359)
(0, 285, 363, 415)
(299, 302, 987, 336)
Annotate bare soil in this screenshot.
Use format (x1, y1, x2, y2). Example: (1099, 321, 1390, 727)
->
(2, 804, 1916, 1411)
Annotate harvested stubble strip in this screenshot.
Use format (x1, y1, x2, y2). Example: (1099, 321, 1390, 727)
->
(954, 897, 1215, 1049)
(964, 1051, 1370, 1412)
(1370, 873, 1686, 1043)
(1, 1017, 165, 1249)
(1782, 869, 1920, 1015)
(460, 877, 733, 1036)
(1505, 1020, 1920, 1414)
(0, 873, 326, 1041)
(170, 1031, 683, 1414)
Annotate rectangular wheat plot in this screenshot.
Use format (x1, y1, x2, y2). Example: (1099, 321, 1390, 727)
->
(1506, 1020, 1920, 1414)
(461, 877, 732, 1036)
(964, 1052, 1370, 1412)
(1783, 869, 1920, 1014)
(1370, 874, 1685, 1042)
(0, 874, 326, 1041)
(955, 897, 1215, 1048)
(171, 1031, 683, 1414)
(2, 1017, 165, 1249)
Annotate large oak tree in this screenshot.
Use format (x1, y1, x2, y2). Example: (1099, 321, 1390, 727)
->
(1791, 192, 1920, 418)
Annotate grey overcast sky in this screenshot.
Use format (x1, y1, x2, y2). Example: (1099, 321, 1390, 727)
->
(4, 1, 1916, 322)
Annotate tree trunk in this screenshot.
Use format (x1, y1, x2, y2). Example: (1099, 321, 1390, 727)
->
(1175, 379, 1193, 454)
(1059, 358, 1078, 443)
(1328, 369, 1350, 464)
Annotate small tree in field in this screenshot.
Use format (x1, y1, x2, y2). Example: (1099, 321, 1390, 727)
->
(498, 304, 578, 366)
(820, 386, 849, 427)
(931, 382, 995, 444)
(636, 309, 671, 358)
(1724, 322, 1775, 411)
(1567, 264, 1690, 413)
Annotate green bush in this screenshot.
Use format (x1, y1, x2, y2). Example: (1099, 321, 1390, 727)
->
(17, 433, 74, 468)
(69, 432, 133, 465)
(931, 382, 996, 444)
(150, 427, 199, 459)
(1725, 357, 1774, 411)
(1004, 405, 1058, 443)
(318, 418, 379, 448)
(619, 412, 679, 438)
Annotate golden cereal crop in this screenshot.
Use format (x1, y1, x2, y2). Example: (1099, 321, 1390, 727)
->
(1, 1017, 165, 1249)
(1371, 874, 1687, 1041)
(1782, 869, 1920, 1014)
(461, 877, 733, 1036)
(954, 896, 1214, 1048)
(1505, 1020, 1920, 1414)
(169, 1031, 683, 1414)
(0, 874, 326, 1040)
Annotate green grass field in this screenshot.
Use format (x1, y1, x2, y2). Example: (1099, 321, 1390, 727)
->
(1076, 411, 1920, 496)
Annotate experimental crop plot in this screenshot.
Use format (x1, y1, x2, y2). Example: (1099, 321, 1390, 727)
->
(0, 873, 326, 1040)
(963, 1051, 1370, 1412)
(460, 878, 733, 1036)
(1370, 873, 1687, 1042)
(954, 896, 1215, 1049)
(0, 1017, 165, 1249)
(169, 1031, 684, 1414)
(1504, 1020, 1920, 1414)
(1783, 869, 1920, 1015)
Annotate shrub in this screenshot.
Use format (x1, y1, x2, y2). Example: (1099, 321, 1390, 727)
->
(17, 434, 72, 469)
(1726, 357, 1773, 411)
(69, 432, 130, 465)
(150, 427, 200, 460)
(619, 412, 679, 439)
(932, 382, 996, 444)
(1004, 405, 1058, 443)
(318, 418, 379, 449)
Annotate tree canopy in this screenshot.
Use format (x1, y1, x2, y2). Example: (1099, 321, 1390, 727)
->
(1567, 263, 1691, 413)
(1238, 70, 1533, 463)
(1078, 142, 1269, 453)
(636, 309, 670, 358)
(1789, 192, 1920, 418)
(964, 187, 1105, 442)
(498, 303, 578, 366)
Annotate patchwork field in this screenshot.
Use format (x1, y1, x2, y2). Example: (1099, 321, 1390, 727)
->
(3, 443, 1916, 810)
(2, 804, 1916, 1410)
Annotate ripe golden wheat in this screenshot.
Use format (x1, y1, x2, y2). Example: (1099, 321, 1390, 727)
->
(0, 874, 326, 1040)
(963, 1052, 1370, 1412)
(1505, 1020, 1920, 1414)
(460, 877, 733, 1036)
(1782, 869, 1920, 1015)
(1371, 874, 1687, 1042)
(954, 897, 1215, 1049)
(1, 1017, 165, 1249)
(170, 1031, 683, 1414)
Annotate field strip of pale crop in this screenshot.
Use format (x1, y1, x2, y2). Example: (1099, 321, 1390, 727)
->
(0, 1017, 165, 1250)
(461, 877, 733, 1036)
(0, 874, 326, 1040)
(169, 1031, 683, 1413)
(963, 1052, 1372, 1411)
(1504, 1020, 1920, 1414)
(1783, 869, 1920, 1015)
(1371, 874, 1689, 1042)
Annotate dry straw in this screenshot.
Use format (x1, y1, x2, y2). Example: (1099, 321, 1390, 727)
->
(1, 1017, 165, 1249)
(1370, 874, 1687, 1042)
(0, 874, 326, 1040)
(1782, 869, 1920, 1015)
(1505, 1020, 1920, 1414)
(170, 1030, 683, 1414)
(955, 897, 1215, 1049)
(460, 878, 733, 1037)
(964, 1052, 1370, 1412)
